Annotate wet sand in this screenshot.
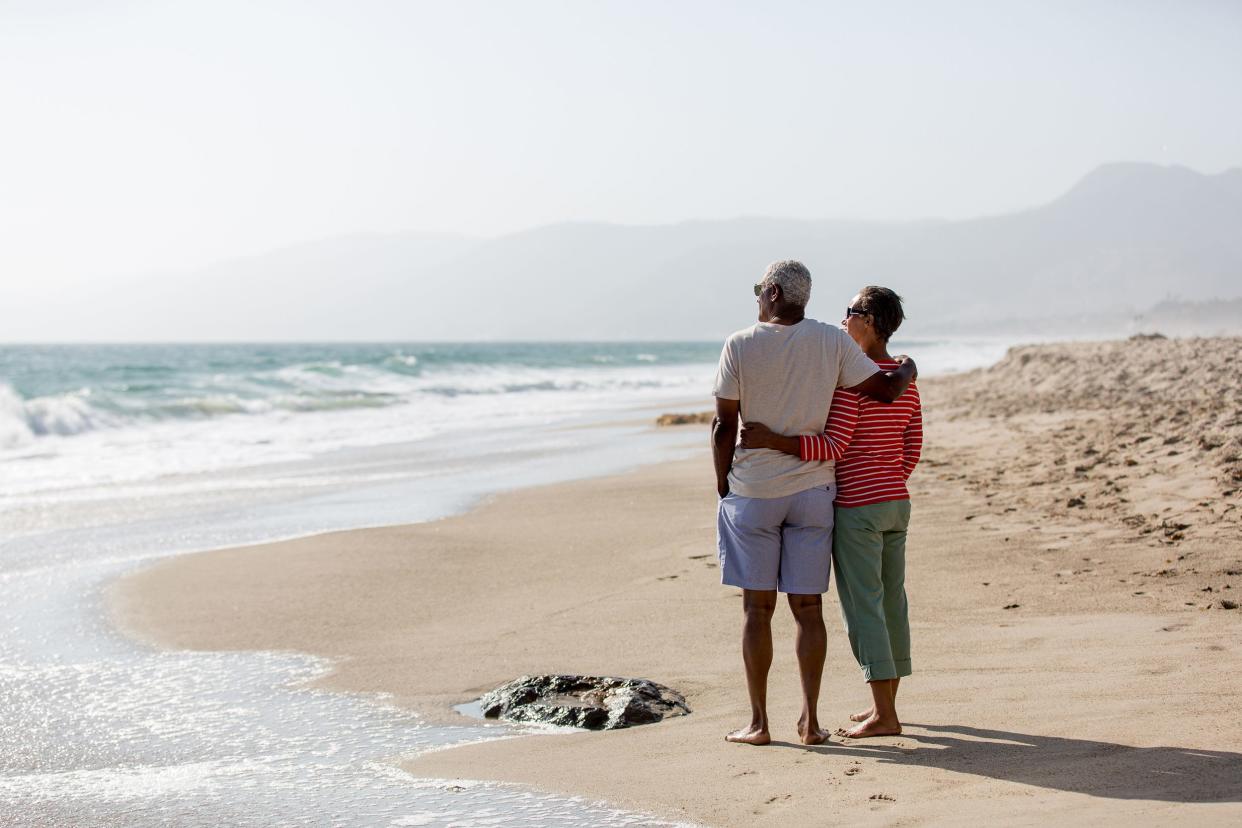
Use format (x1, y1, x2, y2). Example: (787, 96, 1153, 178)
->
(111, 336, 1242, 826)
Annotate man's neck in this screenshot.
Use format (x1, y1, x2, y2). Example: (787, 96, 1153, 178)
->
(764, 305, 805, 326)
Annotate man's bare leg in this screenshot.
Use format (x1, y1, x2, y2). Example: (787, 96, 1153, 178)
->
(787, 593, 830, 745)
(850, 676, 899, 722)
(840, 678, 901, 738)
(726, 589, 776, 745)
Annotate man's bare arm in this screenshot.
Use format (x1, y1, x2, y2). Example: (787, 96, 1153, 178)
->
(846, 356, 917, 403)
(711, 397, 741, 498)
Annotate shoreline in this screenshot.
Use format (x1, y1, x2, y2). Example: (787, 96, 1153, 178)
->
(108, 338, 1242, 826)
(108, 440, 717, 728)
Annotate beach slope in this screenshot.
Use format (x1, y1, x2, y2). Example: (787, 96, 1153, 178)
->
(112, 336, 1242, 826)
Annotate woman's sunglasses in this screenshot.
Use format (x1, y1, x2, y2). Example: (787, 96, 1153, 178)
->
(845, 306, 869, 318)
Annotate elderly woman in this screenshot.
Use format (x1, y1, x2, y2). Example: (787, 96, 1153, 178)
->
(740, 286, 922, 738)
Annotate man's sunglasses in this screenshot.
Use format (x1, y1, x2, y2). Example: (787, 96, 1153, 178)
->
(753, 283, 765, 297)
(845, 306, 869, 318)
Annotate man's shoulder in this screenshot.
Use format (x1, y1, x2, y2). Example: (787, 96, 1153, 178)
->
(788, 318, 852, 349)
(725, 319, 841, 340)
(722, 323, 761, 348)
(805, 318, 848, 339)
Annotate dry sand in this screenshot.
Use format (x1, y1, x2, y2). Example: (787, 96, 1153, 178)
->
(110, 336, 1242, 826)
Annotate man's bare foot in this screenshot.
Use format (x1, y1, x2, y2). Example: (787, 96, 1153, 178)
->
(849, 707, 874, 723)
(798, 722, 830, 745)
(725, 725, 771, 745)
(836, 714, 901, 739)
(796, 712, 829, 745)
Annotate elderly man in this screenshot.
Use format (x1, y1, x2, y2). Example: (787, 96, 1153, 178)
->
(712, 260, 915, 746)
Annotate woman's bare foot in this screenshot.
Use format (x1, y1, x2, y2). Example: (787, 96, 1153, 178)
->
(725, 725, 771, 745)
(836, 714, 901, 739)
(849, 707, 874, 723)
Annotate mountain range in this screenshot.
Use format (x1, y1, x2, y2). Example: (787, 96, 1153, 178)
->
(46, 162, 1242, 341)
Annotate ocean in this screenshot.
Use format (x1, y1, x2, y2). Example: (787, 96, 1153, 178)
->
(0, 338, 1014, 826)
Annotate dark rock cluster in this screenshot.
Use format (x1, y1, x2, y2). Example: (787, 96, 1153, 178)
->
(655, 411, 713, 426)
(479, 674, 690, 730)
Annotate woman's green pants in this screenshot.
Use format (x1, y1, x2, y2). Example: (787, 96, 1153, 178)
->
(832, 500, 912, 682)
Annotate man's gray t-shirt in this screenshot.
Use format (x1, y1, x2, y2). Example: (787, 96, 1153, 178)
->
(714, 319, 878, 499)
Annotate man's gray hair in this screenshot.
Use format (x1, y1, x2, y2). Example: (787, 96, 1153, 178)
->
(759, 260, 812, 307)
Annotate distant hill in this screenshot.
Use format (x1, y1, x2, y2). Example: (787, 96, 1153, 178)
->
(45, 162, 1242, 341)
(1130, 298, 1242, 337)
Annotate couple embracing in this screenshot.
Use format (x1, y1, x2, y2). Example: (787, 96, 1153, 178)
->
(711, 259, 923, 745)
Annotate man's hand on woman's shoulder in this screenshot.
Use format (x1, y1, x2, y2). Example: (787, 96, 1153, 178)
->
(892, 354, 917, 379)
(847, 357, 916, 403)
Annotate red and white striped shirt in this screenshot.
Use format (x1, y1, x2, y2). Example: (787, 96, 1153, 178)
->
(798, 358, 923, 508)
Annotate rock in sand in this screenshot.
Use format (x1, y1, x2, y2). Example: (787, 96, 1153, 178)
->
(480, 674, 690, 730)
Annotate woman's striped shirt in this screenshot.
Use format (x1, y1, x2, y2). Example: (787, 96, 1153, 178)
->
(798, 358, 923, 508)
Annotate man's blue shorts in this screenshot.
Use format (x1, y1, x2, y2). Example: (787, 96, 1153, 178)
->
(716, 484, 836, 594)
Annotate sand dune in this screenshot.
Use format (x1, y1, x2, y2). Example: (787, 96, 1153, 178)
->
(928, 336, 1242, 613)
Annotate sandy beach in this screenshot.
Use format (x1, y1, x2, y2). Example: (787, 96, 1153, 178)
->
(110, 336, 1242, 826)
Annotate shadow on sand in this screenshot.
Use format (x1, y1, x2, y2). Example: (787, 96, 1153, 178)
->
(771, 723, 1242, 802)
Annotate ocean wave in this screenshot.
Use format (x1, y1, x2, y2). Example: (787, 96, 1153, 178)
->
(418, 379, 589, 397)
(299, 360, 349, 377)
(382, 352, 421, 373)
(155, 395, 273, 417)
(0, 384, 122, 446)
(0, 384, 34, 447)
(0, 383, 409, 446)
(0, 359, 704, 445)
(272, 392, 399, 412)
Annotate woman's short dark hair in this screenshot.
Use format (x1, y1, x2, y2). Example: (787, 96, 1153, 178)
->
(856, 286, 905, 342)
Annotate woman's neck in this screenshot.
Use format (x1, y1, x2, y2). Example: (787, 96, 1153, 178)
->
(863, 340, 892, 361)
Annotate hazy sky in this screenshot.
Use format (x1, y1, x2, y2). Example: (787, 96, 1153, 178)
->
(3, 0, 1241, 299)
